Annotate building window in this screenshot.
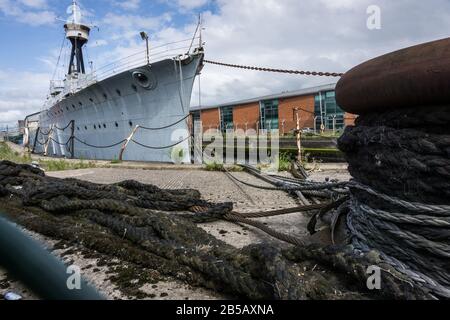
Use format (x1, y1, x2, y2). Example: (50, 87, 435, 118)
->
(260, 100, 279, 130)
(192, 111, 201, 122)
(314, 91, 345, 131)
(220, 106, 234, 132)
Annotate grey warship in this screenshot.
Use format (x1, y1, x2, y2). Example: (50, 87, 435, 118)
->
(27, 1, 204, 163)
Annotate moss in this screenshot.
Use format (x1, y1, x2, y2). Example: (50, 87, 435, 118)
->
(204, 162, 224, 171)
(39, 159, 97, 172)
(108, 264, 161, 299)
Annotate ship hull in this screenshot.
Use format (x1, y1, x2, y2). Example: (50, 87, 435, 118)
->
(29, 54, 202, 163)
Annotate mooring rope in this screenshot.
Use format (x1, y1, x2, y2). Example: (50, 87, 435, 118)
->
(224, 213, 308, 247)
(73, 137, 127, 149)
(33, 114, 192, 155)
(131, 135, 191, 150)
(224, 169, 348, 192)
(338, 106, 450, 299)
(49, 137, 71, 146)
(139, 114, 190, 131)
(54, 122, 73, 132)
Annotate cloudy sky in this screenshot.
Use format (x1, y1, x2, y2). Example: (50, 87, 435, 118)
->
(0, 0, 449, 128)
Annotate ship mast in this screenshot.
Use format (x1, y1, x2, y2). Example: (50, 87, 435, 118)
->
(65, 0, 90, 75)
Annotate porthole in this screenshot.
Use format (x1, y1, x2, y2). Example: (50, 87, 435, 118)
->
(103, 124, 107, 128)
(85, 126, 88, 130)
(115, 122, 119, 127)
(79, 102, 83, 106)
(94, 125, 97, 129)
(77, 127, 80, 131)
(99, 124, 102, 129)
(89, 98, 94, 103)
(132, 69, 157, 90)
(116, 89, 121, 96)
(129, 121, 133, 127)
(66, 106, 69, 111)
(131, 84, 138, 92)
(72, 104, 76, 109)
(103, 93, 108, 99)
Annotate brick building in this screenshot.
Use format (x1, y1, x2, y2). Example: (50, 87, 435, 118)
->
(190, 83, 356, 135)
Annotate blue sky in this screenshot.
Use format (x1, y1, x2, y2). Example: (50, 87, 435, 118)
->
(0, 0, 217, 73)
(1, 0, 450, 127)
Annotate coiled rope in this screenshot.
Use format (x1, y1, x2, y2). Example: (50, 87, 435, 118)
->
(338, 105, 450, 299)
(0, 160, 431, 299)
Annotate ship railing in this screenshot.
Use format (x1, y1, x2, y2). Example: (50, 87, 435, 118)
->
(92, 37, 200, 82)
(43, 37, 200, 108)
(43, 73, 98, 109)
(49, 80, 65, 91)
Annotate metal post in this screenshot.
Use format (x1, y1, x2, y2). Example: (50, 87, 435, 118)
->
(318, 92, 325, 133)
(140, 31, 150, 65)
(314, 116, 318, 134)
(294, 108, 302, 163)
(6, 125, 8, 142)
(332, 116, 336, 134)
(70, 120, 75, 159)
(32, 127, 40, 154)
(119, 125, 140, 161)
(43, 127, 53, 157)
(145, 37, 150, 65)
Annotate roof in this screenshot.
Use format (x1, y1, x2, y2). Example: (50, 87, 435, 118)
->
(24, 111, 41, 122)
(191, 83, 337, 111)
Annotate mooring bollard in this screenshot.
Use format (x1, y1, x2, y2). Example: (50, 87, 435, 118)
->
(336, 37, 450, 299)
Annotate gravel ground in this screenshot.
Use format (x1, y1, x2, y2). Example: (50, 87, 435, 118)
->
(0, 167, 350, 300)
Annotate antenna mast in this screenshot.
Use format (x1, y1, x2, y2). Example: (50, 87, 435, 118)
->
(65, 0, 90, 75)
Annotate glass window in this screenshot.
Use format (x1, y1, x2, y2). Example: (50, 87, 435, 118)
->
(192, 111, 201, 122)
(326, 91, 335, 98)
(260, 100, 279, 130)
(220, 106, 234, 132)
(314, 91, 345, 130)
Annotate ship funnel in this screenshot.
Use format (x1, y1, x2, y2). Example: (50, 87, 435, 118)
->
(64, 0, 90, 75)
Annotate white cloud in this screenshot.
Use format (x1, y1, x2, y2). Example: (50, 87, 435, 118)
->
(0, 69, 50, 125)
(18, 0, 48, 9)
(320, 0, 358, 10)
(103, 12, 171, 31)
(112, 0, 141, 11)
(160, 0, 209, 12)
(5, 0, 450, 126)
(177, 0, 209, 10)
(0, 0, 55, 26)
(185, 0, 450, 106)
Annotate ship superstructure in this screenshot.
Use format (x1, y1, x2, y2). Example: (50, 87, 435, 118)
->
(27, 1, 204, 163)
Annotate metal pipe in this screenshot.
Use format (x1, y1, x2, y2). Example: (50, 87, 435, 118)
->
(0, 215, 103, 300)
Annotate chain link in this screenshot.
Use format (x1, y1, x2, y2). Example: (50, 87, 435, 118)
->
(204, 60, 344, 77)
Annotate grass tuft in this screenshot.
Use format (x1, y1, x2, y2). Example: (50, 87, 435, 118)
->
(0, 142, 97, 172)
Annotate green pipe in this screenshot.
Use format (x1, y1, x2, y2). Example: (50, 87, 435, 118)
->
(0, 215, 104, 300)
